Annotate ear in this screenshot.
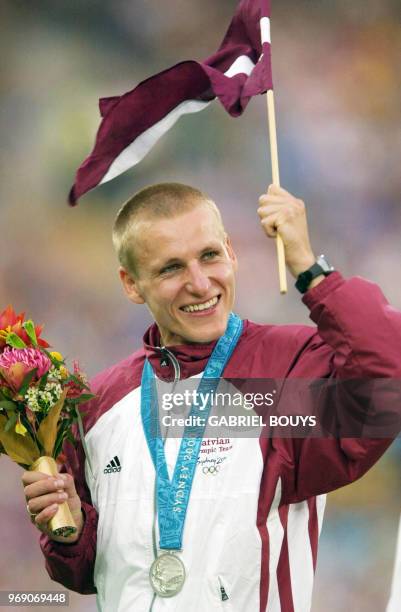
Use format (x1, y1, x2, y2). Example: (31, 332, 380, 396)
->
(119, 267, 145, 305)
(224, 235, 238, 272)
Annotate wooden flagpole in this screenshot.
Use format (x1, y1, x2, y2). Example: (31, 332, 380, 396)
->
(266, 89, 287, 294)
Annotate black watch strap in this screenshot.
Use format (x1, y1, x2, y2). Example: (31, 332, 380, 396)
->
(295, 255, 334, 294)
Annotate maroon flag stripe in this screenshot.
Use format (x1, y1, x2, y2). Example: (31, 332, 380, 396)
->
(69, 0, 273, 205)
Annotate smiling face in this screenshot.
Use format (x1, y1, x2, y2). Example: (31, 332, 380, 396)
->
(119, 203, 238, 346)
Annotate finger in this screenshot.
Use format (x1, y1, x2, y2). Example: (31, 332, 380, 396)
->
(259, 194, 305, 211)
(24, 475, 65, 501)
(259, 194, 289, 207)
(58, 473, 78, 498)
(22, 470, 53, 487)
(258, 201, 305, 222)
(34, 503, 60, 530)
(267, 184, 295, 198)
(257, 204, 286, 218)
(260, 213, 281, 238)
(259, 206, 295, 225)
(27, 491, 69, 515)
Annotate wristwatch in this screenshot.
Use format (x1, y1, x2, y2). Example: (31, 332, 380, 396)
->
(295, 254, 335, 294)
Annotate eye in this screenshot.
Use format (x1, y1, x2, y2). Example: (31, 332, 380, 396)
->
(202, 250, 219, 260)
(160, 263, 181, 275)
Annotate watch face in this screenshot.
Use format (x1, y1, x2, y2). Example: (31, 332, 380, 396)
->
(316, 255, 334, 274)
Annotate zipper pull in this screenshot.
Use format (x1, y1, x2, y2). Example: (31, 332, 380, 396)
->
(160, 347, 169, 368)
(220, 585, 229, 601)
(159, 345, 181, 382)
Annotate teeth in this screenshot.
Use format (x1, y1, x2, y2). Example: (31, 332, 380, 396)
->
(182, 296, 218, 313)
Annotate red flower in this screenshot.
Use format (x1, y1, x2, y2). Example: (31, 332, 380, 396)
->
(56, 453, 67, 466)
(66, 361, 88, 399)
(0, 305, 50, 350)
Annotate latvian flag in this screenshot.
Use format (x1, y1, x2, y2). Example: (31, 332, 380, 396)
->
(69, 0, 273, 205)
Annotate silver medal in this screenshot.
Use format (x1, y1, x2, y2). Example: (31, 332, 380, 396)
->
(149, 552, 186, 597)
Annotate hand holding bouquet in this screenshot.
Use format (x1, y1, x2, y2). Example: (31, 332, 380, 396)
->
(0, 306, 94, 537)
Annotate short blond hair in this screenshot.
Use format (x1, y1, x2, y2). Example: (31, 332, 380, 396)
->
(112, 183, 224, 276)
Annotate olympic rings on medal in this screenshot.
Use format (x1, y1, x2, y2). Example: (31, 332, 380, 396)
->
(202, 465, 220, 475)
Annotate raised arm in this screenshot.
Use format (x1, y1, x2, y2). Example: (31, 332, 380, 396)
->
(258, 186, 401, 503)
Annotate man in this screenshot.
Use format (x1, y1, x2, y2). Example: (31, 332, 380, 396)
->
(22, 183, 401, 611)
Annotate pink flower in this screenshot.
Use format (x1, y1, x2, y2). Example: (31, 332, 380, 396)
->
(0, 347, 51, 391)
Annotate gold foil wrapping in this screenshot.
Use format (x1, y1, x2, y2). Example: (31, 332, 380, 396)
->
(30, 456, 77, 538)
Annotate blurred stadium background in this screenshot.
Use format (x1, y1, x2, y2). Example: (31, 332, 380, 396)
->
(0, 0, 400, 610)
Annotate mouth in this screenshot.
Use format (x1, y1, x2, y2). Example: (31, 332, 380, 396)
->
(180, 295, 221, 315)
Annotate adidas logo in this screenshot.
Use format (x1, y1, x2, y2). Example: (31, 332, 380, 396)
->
(104, 456, 121, 474)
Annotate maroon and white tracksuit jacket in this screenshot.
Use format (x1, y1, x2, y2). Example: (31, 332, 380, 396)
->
(40, 273, 401, 611)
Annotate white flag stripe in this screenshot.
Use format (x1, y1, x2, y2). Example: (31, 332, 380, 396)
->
(100, 99, 210, 184)
(287, 501, 315, 612)
(266, 478, 284, 612)
(260, 17, 271, 44)
(224, 54, 255, 78)
(316, 494, 327, 535)
(100, 55, 256, 185)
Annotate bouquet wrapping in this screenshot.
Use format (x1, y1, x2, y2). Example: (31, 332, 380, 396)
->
(0, 306, 94, 537)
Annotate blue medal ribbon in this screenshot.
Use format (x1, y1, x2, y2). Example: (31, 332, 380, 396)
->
(141, 312, 243, 550)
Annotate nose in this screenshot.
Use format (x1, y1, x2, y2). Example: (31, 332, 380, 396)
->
(185, 262, 211, 296)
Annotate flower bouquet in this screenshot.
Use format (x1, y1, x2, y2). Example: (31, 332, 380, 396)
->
(0, 306, 94, 537)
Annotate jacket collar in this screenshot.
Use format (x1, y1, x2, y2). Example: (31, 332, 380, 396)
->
(143, 322, 218, 381)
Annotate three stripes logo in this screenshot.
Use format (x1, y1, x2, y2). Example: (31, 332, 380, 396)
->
(104, 456, 121, 474)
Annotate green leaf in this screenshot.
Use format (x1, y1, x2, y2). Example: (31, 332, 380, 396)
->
(66, 393, 95, 405)
(79, 393, 95, 402)
(4, 413, 17, 432)
(53, 437, 63, 459)
(38, 371, 49, 391)
(66, 430, 76, 444)
(53, 422, 69, 459)
(0, 387, 13, 400)
(22, 320, 38, 347)
(18, 368, 38, 397)
(6, 333, 27, 349)
(0, 400, 17, 411)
